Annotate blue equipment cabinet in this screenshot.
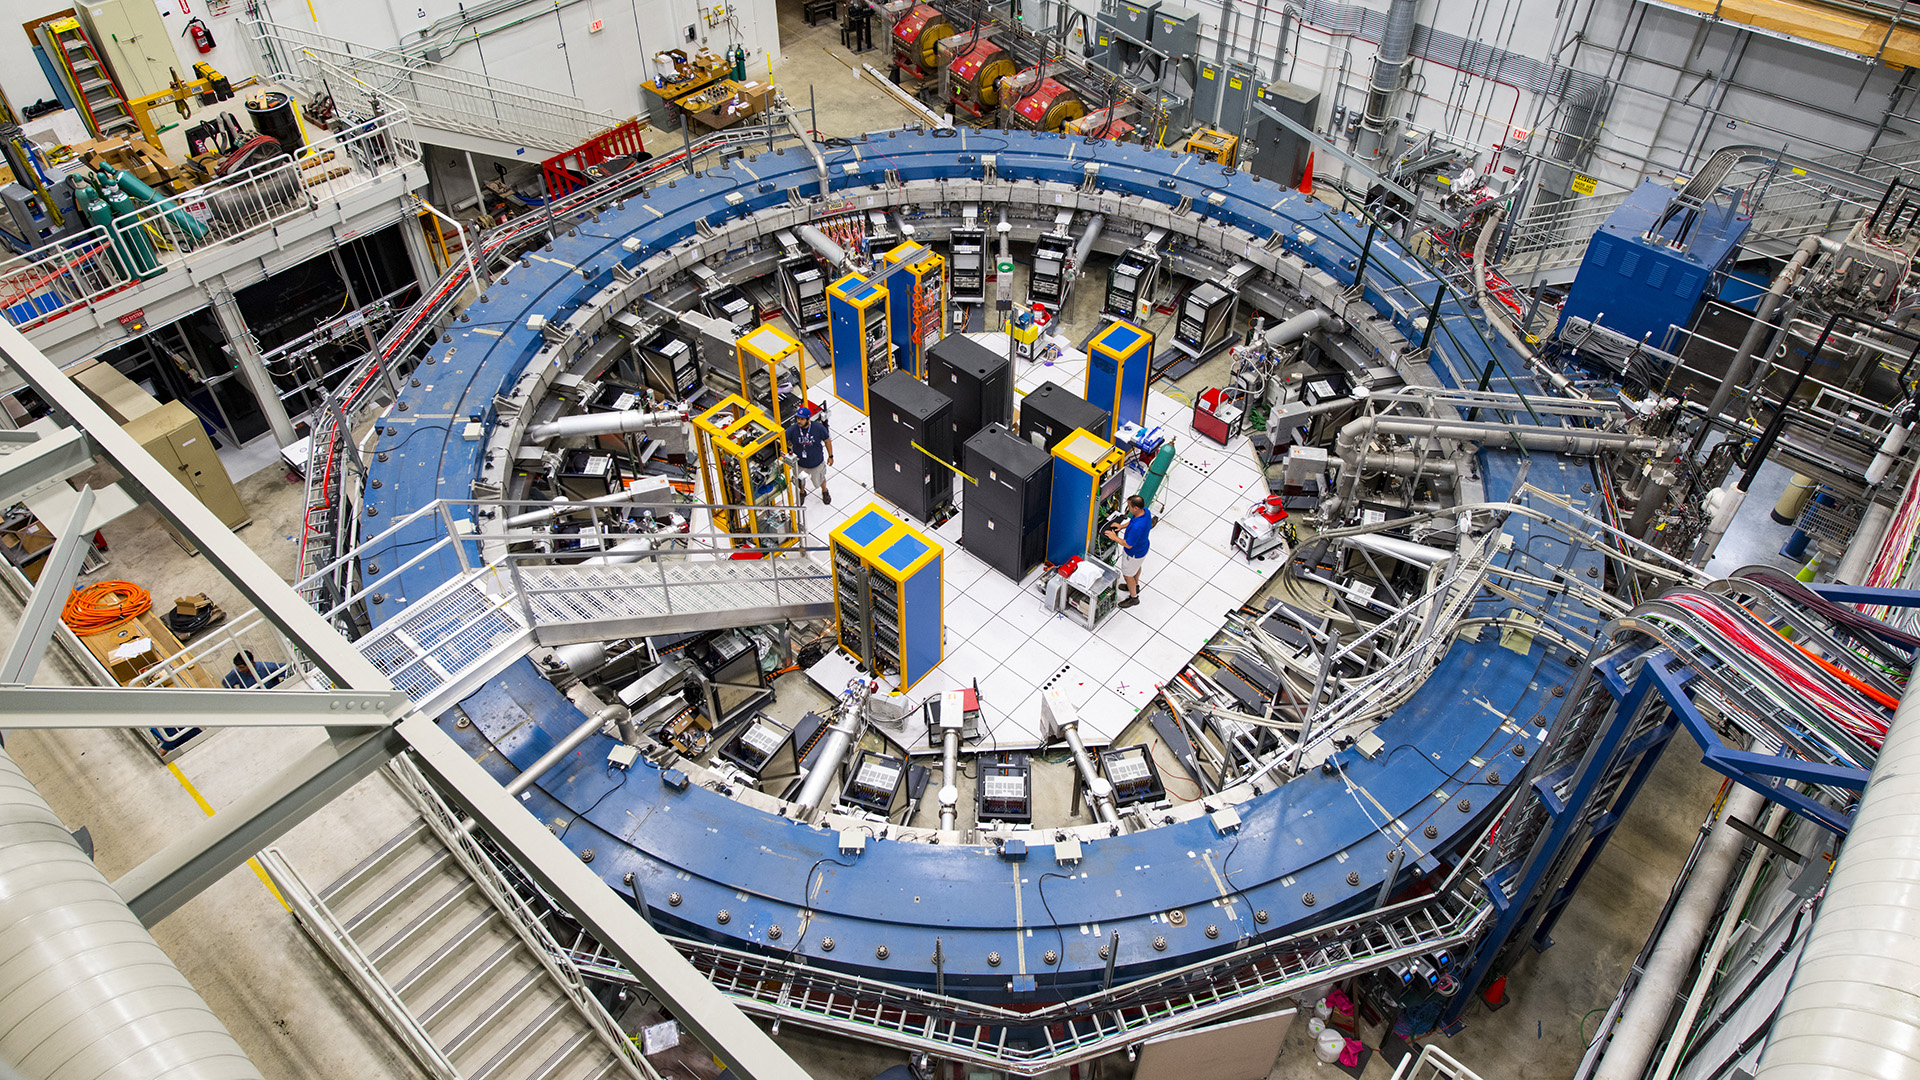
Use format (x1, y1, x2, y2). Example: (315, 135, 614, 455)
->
(1047, 427, 1128, 564)
(1558, 178, 1751, 350)
(832, 502, 944, 691)
(830, 271, 894, 414)
(880, 240, 947, 378)
(1086, 319, 1153, 438)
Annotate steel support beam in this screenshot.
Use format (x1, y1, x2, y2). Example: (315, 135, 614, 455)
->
(0, 685, 408, 727)
(0, 487, 95, 685)
(0, 321, 394, 692)
(0, 425, 93, 507)
(397, 712, 809, 1080)
(210, 286, 298, 448)
(113, 727, 404, 924)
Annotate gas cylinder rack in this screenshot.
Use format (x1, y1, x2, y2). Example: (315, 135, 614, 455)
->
(831, 502, 945, 691)
(692, 395, 799, 550)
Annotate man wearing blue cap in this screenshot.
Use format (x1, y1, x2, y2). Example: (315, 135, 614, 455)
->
(787, 404, 835, 504)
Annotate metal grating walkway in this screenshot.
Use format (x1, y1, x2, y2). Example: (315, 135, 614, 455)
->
(354, 555, 833, 716)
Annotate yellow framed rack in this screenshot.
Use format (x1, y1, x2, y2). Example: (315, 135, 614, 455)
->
(736, 322, 809, 428)
(692, 395, 799, 550)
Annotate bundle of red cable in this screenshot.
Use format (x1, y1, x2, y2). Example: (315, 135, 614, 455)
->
(62, 580, 151, 635)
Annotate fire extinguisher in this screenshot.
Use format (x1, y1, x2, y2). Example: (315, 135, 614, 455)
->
(183, 18, 216, 53)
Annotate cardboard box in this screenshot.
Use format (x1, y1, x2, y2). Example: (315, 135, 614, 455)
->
(106, 637, 159, 682)
(174, 594, 211, 616)
(0, 520, 54, 567)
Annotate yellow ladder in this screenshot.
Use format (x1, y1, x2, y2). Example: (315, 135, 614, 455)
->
(48, 18, 137, 138)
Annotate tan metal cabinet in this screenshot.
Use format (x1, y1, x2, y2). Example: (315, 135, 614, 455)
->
(77, 0, 181, 100)
(123, 401, 250, 534)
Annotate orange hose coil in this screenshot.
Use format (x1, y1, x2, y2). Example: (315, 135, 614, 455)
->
(62, 580, 151, 635)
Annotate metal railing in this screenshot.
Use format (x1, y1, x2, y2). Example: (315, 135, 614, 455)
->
(473, 821, 1502, 1075)
(291, 120, 813, 610)
(258, 848, 466, 1080)
(1503, 137, 1920, 280)
(248, 19, 622, 152)
(387, 753, 658, 1079)
(1389, 1045, 1490, 1080)
(0, 110, 420, 333)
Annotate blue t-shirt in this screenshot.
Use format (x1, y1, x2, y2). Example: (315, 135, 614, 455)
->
(787, 416, 830, 467)
(1122, 511, 1152, 557)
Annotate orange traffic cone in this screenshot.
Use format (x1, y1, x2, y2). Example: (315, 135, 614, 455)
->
(1299, 152, 1315, 196)
(1483, 976, 1509, 1009)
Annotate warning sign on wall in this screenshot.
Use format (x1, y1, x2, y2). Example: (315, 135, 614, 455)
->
(1570, 173, 1598, 197)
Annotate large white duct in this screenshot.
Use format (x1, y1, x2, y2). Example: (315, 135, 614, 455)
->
(1752, 665, 1920, 1079)
(1264, 308, 1335, 349)
(0, 744, 263, 1080)
(523, 407, 685, 443)
(1594, 784, 1767, 1080)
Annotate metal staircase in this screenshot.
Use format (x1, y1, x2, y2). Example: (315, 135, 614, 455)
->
(353, 551, 834, 717)
(246, 19, 623, 154)
(262, 757, 655, 1080)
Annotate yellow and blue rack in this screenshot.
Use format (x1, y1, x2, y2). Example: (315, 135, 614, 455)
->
(830, 501, 944, 691)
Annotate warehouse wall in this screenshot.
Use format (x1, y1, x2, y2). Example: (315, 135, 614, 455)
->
(261, 0, 781, 125)
(1204, 0, 1918, 202)
(0, 0, 781, 135)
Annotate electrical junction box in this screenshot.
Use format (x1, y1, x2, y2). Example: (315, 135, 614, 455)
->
(608, 743, 640, 769)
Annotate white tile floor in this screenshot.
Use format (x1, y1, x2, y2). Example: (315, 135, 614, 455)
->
(803, 347, 1278, 751)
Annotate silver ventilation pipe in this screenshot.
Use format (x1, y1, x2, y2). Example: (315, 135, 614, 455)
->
(0, 743, 264, 1080)
(1264, 308, 1334, 349)
(1752, 664, 1920, 1080)
(1069, 214, 1105, 295)
(1329, 416, 1664, 513)
(1701, 236, 1822, 438)
(1041, 690, 1118, 825)
(794, 681, 873, 816)
(1360, 0, 1419, 140)
(796, 224, 849, 269)
(504, 705, 629, 797)
(523, 407, 685, 443)
(1594, 784, 1767, 1080)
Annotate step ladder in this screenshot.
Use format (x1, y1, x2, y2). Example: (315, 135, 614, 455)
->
(45, 18, 136, 138)
(264, 808, 649, 1080)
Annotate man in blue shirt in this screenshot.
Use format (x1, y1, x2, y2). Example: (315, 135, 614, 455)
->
(786, 404, 835, 504)
(223, 650, 288, 688)
(1103, 494, 1152, 609)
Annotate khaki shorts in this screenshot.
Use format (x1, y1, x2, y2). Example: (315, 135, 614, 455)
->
(1120, 552, 1144, 576)
(801, 462, 828, 489)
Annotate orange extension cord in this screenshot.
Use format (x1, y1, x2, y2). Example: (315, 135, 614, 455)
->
(62, 580, 151, 635)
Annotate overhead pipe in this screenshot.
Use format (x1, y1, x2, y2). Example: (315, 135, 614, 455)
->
(1265, 308, 1336, 348)
(0, 743, 264, 1080)
(523, 407, 685, 443)
(504, 705, 630, 797)
(504, 486, 672, 527)
(1473, 209, 1582, 397)
(1834, 499, 1896, 585)
(1067, 214, 1105, 300)
(793, 681, 875, 816)
(1594, 785, 1768, 1080)
(1359, 0, 1418, 143)
(1041, 691, 1119, 825)
(796, 223, 849, 269)
(1651, 803, 1789, 1080)
(1753, 665, 1920, 1080)
(1329, 415, 1664, 513)
(1699, 236, 1823, 447)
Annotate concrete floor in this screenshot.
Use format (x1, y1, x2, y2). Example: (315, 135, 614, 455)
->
(0, 6, 1727, 1079)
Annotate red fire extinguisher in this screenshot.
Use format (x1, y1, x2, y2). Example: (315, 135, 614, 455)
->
(183, 17, 216, 53)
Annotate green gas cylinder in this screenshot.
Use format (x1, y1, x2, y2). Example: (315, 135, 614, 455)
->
(103, 188, 163, 280)
(1139, 442, 1177, 509)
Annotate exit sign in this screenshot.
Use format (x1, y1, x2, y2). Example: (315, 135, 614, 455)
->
(588, 18, 605, 31)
